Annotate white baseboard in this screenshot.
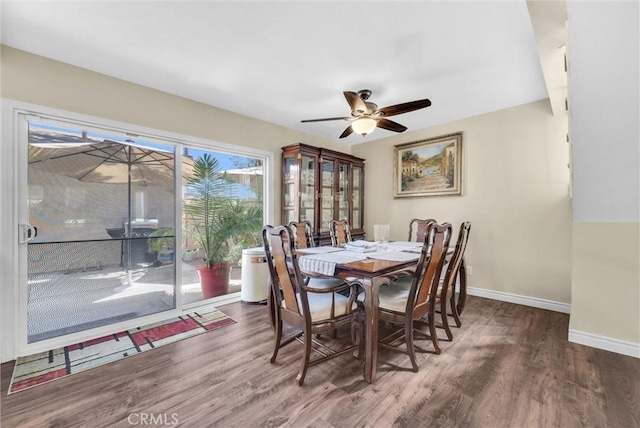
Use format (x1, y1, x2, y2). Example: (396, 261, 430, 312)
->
(212, 292, 242, 307)
(569, 329, 640, 358)
(466, 286, 571, 314)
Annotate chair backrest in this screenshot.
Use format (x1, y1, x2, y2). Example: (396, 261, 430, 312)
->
(262, 225, 309, 326)
(288, 221, 315, 249)
(408, 222, 452, 320)
(408, 218, 437, 242)
(329, 219, 352, 247)
(441, 222, 471, 296)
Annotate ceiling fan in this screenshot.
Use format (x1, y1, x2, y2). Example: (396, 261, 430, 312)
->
(301, 89, 432, 138)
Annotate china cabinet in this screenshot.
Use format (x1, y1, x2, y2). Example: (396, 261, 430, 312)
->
(282, 143, 365, 245)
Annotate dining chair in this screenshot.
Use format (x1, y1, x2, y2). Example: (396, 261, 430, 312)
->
(262, 224, 361, 385)
(392, 222, 472, 339)
(329, 219, 352, 247)
(385, 218, 437, 285)
(437, 221, 471, 337)
(408, 218, 437, 242)
(288, 220, 348, 288)
(288, 220, 315, 249)
(360, 222, 452, 371)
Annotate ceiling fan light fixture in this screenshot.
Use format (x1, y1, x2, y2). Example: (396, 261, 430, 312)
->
(352, 117, 377, 136)
(301, 90, 431, 138)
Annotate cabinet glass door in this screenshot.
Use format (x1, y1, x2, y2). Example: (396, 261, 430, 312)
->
(300, 154, 316, 228)
(282, 156, 297, 225)
(352, 165, 363, 230)
(320, 159, 334, 233)
(338, 162, 350, 223)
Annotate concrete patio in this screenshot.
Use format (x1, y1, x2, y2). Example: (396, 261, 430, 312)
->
(27, 261, 241, 343)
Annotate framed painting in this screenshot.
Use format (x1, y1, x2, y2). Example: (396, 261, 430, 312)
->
(393, 132, 463, 198)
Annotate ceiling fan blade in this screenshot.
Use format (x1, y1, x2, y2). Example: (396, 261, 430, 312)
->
(377, 118, 407, 133)
(339, 125, 354, 139)
(344, 91, 368, 115)
(378, 98, 432, 117)
(301, 116, 349, 123)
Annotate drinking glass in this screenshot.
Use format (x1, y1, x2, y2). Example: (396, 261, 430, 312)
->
(373, 224, 390, 251)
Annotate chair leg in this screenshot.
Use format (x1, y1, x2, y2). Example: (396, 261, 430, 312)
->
(450, 292, 462, 328)
(351, 315, 364, 360)
(456, 260, 468, 316)
(351, 318, 357, 345)
(296, 332, 312, 386)
(405, 321, 419, 372)
(270, 318, 283, 363)
(358, 317, 364, 360)
(440, 297, 453, 341)
(428, 314, 441, 355)
(267, 283, 276, 333)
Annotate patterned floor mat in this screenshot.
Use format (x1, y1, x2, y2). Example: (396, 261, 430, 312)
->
(9, 306, 235, 394)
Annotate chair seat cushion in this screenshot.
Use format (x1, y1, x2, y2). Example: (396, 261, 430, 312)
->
(392, 276, 445, 296)
(307, 277, 347, 289)
(390, 276, 413, 289)
(357, 285, 410, 313)
(283, 292, 357, 322)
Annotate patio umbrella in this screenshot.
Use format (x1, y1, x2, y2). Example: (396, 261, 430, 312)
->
(28, 132, 192, 187)
(28, 128, 194, 269)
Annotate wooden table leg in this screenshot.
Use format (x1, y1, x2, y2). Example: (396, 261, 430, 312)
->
(362, 278, 381, 384)
(456, 258, 467, 316)
(267, 279, 276, 333)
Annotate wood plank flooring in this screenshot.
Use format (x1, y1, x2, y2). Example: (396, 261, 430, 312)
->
(2, 296, 639, 428)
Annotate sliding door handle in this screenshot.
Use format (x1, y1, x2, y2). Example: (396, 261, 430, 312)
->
(18, 224, 38, 244)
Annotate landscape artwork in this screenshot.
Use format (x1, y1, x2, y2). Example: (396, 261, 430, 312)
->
(393, 133, 463, 198)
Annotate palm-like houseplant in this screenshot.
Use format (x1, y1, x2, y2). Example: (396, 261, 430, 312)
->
(184, 154, 263, 298)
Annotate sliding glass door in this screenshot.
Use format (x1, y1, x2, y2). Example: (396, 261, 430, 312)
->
(17, 112, 269, 350)
(25, 121, 177, 343)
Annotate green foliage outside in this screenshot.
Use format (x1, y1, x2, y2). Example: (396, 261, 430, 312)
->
(184, 154, 263, 269)
(148, 227, 175, 254)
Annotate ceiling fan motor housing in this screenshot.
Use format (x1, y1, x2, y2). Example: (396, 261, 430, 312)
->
(301, 88, 432, 138)
(357, 89, 372, 100)
(364, 102, 378, 114)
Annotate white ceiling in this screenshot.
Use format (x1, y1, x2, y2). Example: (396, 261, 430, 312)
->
(1, 1, 549, 144)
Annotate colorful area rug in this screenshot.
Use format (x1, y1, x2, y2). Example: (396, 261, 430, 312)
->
(8, 306, 235, 394)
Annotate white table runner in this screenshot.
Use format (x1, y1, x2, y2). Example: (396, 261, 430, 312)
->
(387, 241, 423, 248)
(298, 251, 369, 275)
(299, 247, 425, 275)
(366, 251, 421, 262)
(386, 241, 424, 253)
(296, 246, 344, 254)
(383, 244, 422, 253)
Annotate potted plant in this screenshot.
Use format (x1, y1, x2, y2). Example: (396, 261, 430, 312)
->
(184, 154, 263, 299)
(148, 227, 175, 266)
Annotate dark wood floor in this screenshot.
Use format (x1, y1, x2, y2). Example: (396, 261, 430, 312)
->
(2, 296, 639, 428)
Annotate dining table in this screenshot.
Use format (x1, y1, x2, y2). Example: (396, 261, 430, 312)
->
(296, 242, 426, 384)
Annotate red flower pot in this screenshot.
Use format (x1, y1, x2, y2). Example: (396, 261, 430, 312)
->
(198, 264, 231, 299)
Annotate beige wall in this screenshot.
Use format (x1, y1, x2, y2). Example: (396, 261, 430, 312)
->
(570, 223, 640, 343)
(352, 99, 572, 303)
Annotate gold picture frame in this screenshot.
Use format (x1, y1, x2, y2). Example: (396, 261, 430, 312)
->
(393, 132, 463, 198)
